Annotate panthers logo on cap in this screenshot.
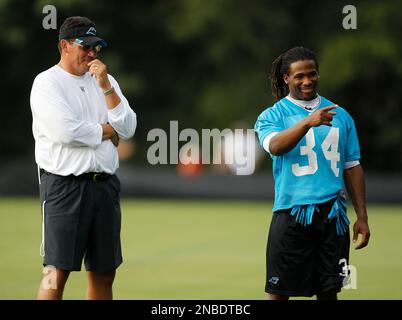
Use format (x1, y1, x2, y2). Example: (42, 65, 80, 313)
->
(86, 27, 96, 36)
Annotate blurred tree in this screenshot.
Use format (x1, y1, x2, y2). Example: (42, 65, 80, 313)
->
(1, 0, 401, 172)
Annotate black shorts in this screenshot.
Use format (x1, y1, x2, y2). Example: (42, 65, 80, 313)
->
(265, 200, 350, 297)
(39, 171, 123, 273)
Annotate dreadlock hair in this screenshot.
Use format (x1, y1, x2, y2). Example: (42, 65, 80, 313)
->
(270, 47, 319, 101)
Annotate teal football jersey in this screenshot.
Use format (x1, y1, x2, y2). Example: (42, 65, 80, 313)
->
(255, 96, 360, 213)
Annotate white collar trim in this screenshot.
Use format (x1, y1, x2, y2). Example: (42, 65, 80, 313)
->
(286, 94, 321, 112)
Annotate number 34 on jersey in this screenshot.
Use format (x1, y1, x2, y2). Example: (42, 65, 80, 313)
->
(292, 127, 340, 177)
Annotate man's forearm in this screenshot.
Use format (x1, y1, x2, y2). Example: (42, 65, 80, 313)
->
(101, 123, 120, 147)
(269, 105, 337, 156)
(344, 164, 368, 221)
(104, 87, 121, 110)
(269, 118, 310, 155)
(101, 123, 117, 140)
(87, 59, 121, 110)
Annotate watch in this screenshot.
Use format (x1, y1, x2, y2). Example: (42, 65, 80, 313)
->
(103, 86, 115, 96)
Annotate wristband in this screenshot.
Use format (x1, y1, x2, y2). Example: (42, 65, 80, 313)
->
(103, 86, 115, 96)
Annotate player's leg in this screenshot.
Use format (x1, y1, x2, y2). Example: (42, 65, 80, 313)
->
(265, 210, 316, 299)
(38, 173, 91, 300)
(84, 174, 123, 300)
(316, 289, 338, 300)
(85, 270, 116, 300)
(37, 268, 70, 300)
(314, 199, 350, 299)
(267, 293, 289, 300)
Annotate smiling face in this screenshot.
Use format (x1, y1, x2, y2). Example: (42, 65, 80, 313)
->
(283, 59, 319, 101)
(59, 39, 98, 76)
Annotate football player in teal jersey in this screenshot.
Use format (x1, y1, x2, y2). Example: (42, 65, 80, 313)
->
(255, 47, 370, 300)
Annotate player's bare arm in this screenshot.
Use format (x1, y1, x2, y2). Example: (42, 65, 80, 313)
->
(90, 59, 121, 147)
(110, 132, 120, 147)
(88, 59, 121, 109)
(344, 164, 371, 249)
(269, 105, 337, 155)
(101, 123, 119, 147)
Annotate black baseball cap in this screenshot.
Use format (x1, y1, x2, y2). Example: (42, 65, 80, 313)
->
(58, 16, 108, 48)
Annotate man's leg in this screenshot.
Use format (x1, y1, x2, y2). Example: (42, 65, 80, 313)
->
(85, 270, 116, 300)
(314, 201, 350, 301)
(38, 174, 88, 300)
(316, 290, 338, 300)
(268, 293, 289, 300)
(265, 211, 316, 299)
(37, 267, 70, 300)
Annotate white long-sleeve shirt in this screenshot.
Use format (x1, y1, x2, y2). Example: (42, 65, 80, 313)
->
(30, 65, 137, 176)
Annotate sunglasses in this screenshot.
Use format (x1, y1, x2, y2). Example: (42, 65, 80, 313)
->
(69, 39, 103, 54)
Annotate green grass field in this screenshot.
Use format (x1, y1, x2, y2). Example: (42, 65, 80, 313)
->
(0, 197, 401, 300)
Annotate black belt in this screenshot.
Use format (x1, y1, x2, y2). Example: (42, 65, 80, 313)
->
(40, 169, 111, 182)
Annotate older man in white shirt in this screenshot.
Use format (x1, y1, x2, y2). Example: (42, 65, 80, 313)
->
(30, 16, 136, 300)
